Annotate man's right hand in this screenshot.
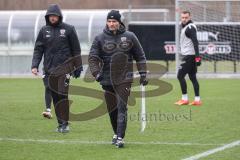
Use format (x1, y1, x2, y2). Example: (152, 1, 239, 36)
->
(31, 68, 38, 76)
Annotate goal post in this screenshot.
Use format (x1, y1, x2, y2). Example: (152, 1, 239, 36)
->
(175, 0, 240, 77)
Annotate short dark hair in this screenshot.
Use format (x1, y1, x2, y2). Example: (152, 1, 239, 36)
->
(181, 10, 191, 16)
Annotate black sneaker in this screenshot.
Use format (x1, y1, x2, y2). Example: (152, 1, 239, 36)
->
(56, 125, 62, 133)
(116, 138, 124, 148)
(112, 135, 117, 145)
(61, 124, 70, 133)
(56, 124, 70, 133)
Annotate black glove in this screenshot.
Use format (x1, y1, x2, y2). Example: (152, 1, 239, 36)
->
(140, 74, 148, 86)
(95, 73, 103, 82)
(72, 67, 82, 79)
(195, 56, 201, 66)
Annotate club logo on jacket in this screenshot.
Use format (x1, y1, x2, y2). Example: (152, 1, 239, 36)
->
(60, 29, 66, 37)
(120, 36, 133, 51)
(121, 37, 127, 42)
(46, 30, 51, 38)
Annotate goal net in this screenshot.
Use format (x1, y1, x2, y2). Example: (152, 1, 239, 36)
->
(175, 0, 240, 77)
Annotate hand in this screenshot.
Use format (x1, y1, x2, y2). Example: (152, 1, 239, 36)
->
(31, 68, 38, 76)
(95, 73, 103, 82)
(140, 75, 148, 86)
(195, 56, 201, 66)
(73, 68, 82, 79)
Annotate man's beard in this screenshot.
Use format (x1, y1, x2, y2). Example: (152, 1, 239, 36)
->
(50, 20, 60, 27)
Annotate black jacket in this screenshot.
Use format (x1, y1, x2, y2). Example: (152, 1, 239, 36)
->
(31, 4, 82, 74)
(88, 24, 147, 85)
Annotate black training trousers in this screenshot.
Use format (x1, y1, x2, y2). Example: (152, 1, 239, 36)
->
(43, 74, 70, 126)
(177, 55, 200, 96)
(102, 83, 131, 139)
(43, 85, 52, 110)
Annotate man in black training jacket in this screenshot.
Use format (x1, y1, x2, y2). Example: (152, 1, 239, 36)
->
(31, 4, 82, 133)
(88, 10, 148, 148)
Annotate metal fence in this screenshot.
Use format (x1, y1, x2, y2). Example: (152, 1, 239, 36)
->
(0, 9, 169, 76)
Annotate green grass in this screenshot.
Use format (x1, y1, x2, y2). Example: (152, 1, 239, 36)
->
(0, 78, 240, 160)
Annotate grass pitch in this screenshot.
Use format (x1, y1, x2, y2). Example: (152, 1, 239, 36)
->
(0, 78, 239, 160)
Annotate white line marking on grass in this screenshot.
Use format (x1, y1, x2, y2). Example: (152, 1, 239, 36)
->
(182, 140, 240, 160)
(0, 137, 224, 146)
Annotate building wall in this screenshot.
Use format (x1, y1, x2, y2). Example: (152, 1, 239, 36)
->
(0, 0, 174, 10)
